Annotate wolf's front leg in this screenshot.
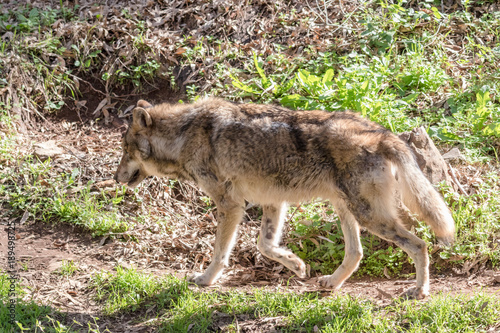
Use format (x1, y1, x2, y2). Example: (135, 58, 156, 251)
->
(257, 203, 307, 278)
(189, 196, 244, 286)
(318, 200, 363, 290)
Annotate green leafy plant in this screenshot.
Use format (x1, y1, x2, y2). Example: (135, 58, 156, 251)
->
(116, 59, 160, 88)
(230, 53, 295, 101)
(473, 87, 500, 137)
(277, 55, 423, 132)
(73, 48, 101, 70)
(358, 246, 406, 277)
(57, 260, 79, 276)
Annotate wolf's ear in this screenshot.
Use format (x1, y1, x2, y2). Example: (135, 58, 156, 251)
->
(137, 99, 153, 109)
(133, 107, 152, 129)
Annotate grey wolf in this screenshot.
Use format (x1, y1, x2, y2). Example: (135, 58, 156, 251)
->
(114, 98, 455, 299)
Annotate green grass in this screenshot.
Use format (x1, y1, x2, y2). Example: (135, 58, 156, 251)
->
(0, 103, 16, 162)
(91, 266, 188, 315)
(8, 263, 498, 333)
(0, 157, 128, 237)
(442, 173, 500, 266)
(0, 5, 76, 33)
(385, 294, 500, 333)
(86, 268, 500, 332)
(56, 260, 79, 277)
(0, 271, 82, 333)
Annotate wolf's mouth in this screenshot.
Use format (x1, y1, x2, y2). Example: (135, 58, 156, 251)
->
(128, 169, 140, 185)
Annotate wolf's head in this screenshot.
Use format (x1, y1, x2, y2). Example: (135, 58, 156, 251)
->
(114, 100, 154, 188)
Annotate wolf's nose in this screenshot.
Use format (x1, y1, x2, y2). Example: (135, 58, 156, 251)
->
(113, 173, 119, 183)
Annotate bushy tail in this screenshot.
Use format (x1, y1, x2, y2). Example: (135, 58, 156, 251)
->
(383, 140, 455, 245)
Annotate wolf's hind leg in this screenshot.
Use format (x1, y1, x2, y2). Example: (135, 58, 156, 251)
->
(257, 203, 306, 278)
(318, 200, 363, 289)
(368, 221, 429, 299)
(189, 196, 244, 286)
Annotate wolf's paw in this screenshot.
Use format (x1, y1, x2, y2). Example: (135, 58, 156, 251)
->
(317, 275, 340, 289)
(187, 272, 212, 286)
(290, 257, 307, 278)
(400, 286, 429, 300)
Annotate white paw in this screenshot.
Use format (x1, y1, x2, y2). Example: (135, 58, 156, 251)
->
(318, 275, 340, 289)
(187, 272, 212, 286)
(291, 257, 307, 278)
(400, 286, 429, 300)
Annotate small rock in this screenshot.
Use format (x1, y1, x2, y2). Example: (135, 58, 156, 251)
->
(442, 147, 464, 162)
(34, 140, 64, 161)
(48, 260, 63, 272)
(92, 179, 116, 189)
(398, 127, 454, 188)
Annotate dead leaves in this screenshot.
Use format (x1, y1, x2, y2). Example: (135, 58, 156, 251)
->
(93, 97, 117, 124)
